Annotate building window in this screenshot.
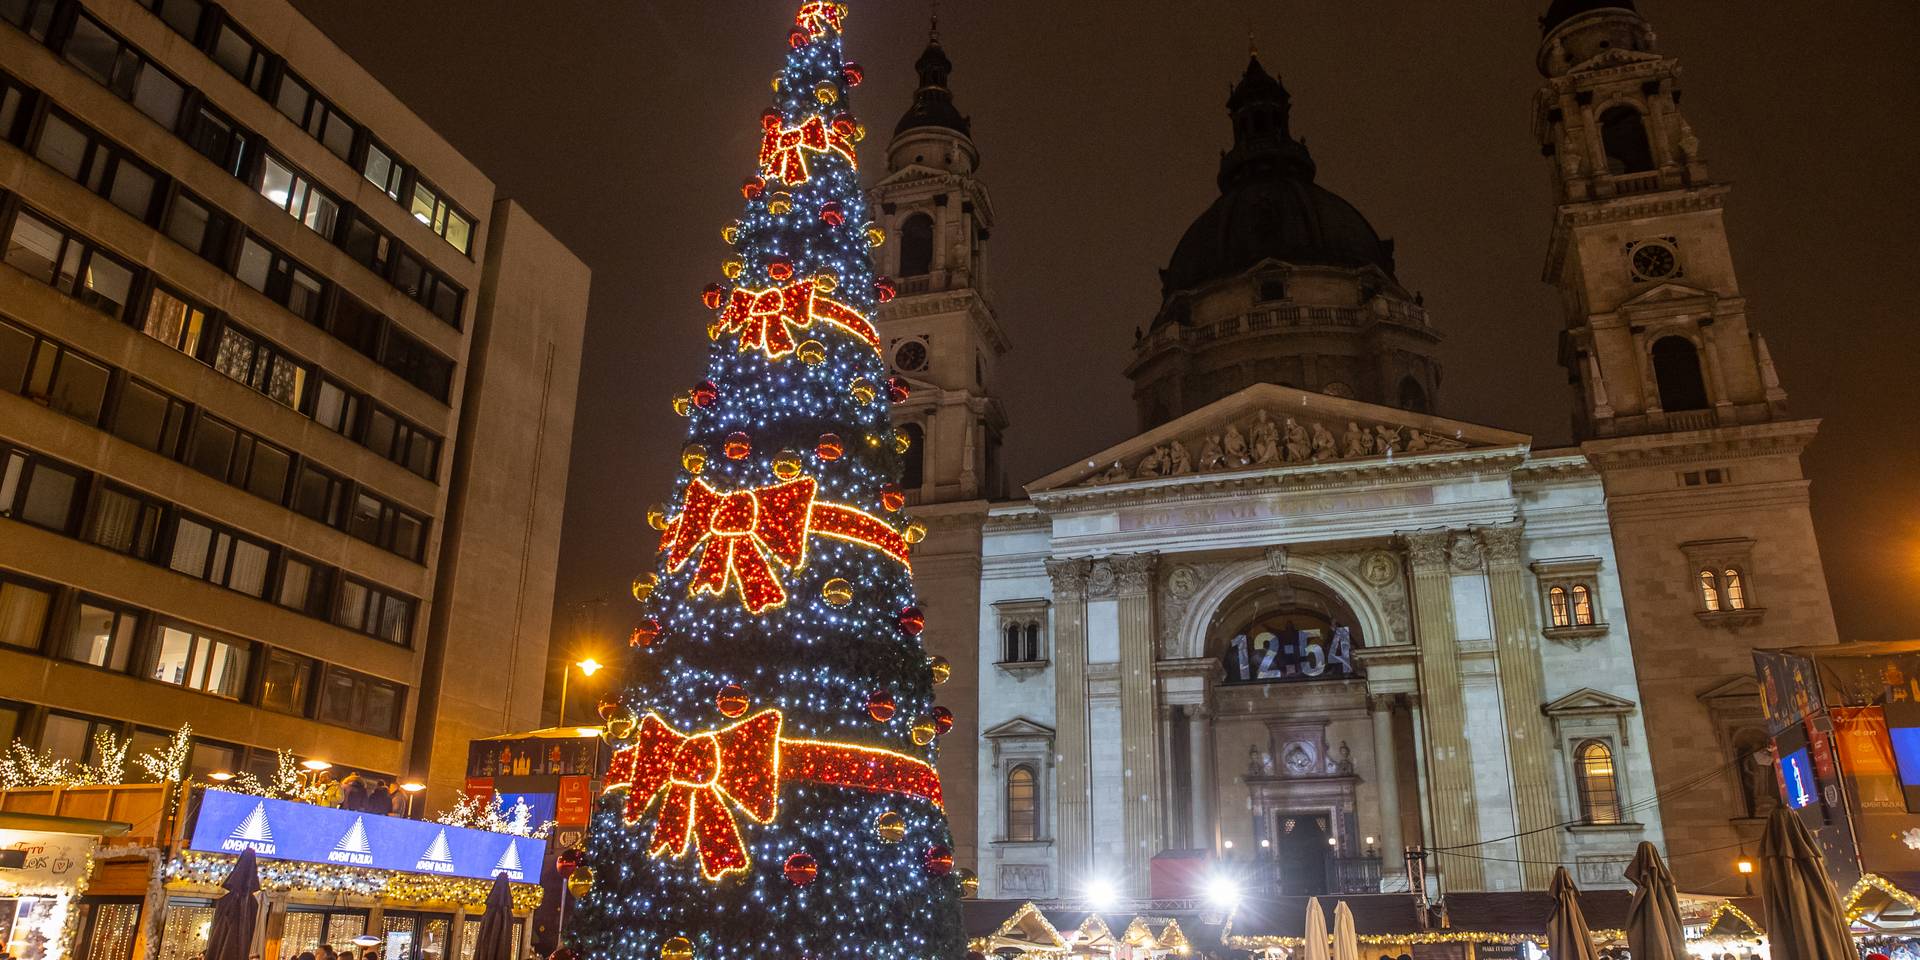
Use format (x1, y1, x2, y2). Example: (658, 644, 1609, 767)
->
(361, 141, 406, 202)
(1398, 376, 1429, 414)
(1722, 569, 1747, 611)
(272, 72, 357, 162)
(210, 320, 309, 408)
(898, 213, 933, 277)
(0, 445, 87, 534)
(83, 483, 165, 559)
(150, 624, 251, 699)
(39, 713, 116, 764)
(900, 423, 925, 491)
(292, 462, 347, 526)
(62, 15, 189, 133)
(334, 578, 415, 645)
(1001, 621, 1042, 663)
(140, 0, 207, 41)
(318, 667, 403, 736)
(1699, 570, 1722, 612)
(110, 378, 190, 457)
(380, 326, 455, 402)
(1651, 336, 1710, 412)
(140, 287, 210, 356)
(208, 18, 271, 95)
(62, 601, 140, 671)
(168, 515, 274, 599)
(258, 154, 342, 239)
(2, 324, 111, 426)
(235, 235, 325, 322)
(1006, 765, 1038, 842)
(409, 178, 475, 255)
(1576, 740, 1622, 824)
(182, 102, 252, 177)
(275, 555, 334, 619)
(162, 189, 232, 262)
(1, 71, 36, 145)
(33, 111, 163, 223)
(4, 209, 138, 318)
(2, 0, 58, 39)
(1598, 105, 1655, 175)
(0, 574, 55, 651)
(1571, 585, 1596, 626)
(1548, 586, 1571, 628)
(259, 649, 315, 717)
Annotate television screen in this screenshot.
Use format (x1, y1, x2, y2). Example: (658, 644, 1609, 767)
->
(1781, 747, 1817, 809)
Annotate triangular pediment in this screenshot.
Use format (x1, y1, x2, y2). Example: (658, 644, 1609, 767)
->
(1697, 673, 1760, 704)
(1569, 47, 1664, 74)
(1544, 687, 1638, 716)
(983, 717, 1055, 740)
(873, 163, 958, 189)
(1029, 383, 1531, 493)
(1619, 280, 1717, 310)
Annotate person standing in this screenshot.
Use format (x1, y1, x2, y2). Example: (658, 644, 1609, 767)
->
(339, 773, 367, 812)
(365, 779, 393, 817)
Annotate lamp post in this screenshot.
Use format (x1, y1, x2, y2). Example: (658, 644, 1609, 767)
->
(558, 658, 604, 726)
(400, 781, 427, 819)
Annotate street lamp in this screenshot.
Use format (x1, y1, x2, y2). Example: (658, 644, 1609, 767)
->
(558, 658, 605, 726)
(208, 771, 235, 783)
(400, 781, 426, 819)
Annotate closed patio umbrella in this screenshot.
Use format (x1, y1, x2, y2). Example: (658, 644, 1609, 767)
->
(203, 848, 260, 960)
(1332, 900, 1361, 960)
(1547, 866, 1599, 960)
(1625, 841, 1687, 960)
(470, 873, 517, 960)
(1760, 806, 1854, 960)
(1303, 897, 1330, 960)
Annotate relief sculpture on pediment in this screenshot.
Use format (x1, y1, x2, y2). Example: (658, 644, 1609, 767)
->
(1083, 405, 1470, 487)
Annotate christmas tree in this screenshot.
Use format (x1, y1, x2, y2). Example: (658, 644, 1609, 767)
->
(569, 4, 967, 959)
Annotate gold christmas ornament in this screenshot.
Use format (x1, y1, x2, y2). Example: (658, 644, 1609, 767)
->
(796, 339, 827, 366)
(812, 274, 838, 293)
(565, 865, 594, 898)
(813, 81, 838, 104)
(892, 428, 913, 453)
(822, 578, 854, 607)
(772, 450, 805, 480)
(721, 225, 740, 245)
(911, 719, 936, 746)
(661, 938, 694, 960)
(928, 656, 951, 684)
(646, 503, 670, 531)
(631, 574, 659, 602)
(853, 122, 868, 142)
(956, 868, 980, 898)
(865, 226, 886, 247)
(681, 444, 708, 474)
(671, 395, 694, 417)
(722, 260, 744, 279)
(874, 811, 907, 844)
(768, 193, 794, 216)
(905, 520, 929, 544)
(849, 378, 878, 404)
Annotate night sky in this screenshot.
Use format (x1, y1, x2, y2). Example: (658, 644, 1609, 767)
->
(289, 1, 1919, 650)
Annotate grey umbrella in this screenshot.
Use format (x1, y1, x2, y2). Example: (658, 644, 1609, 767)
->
(1625, 841, 1687, 960)
(1760, 806, 1855, 960)
(204, 848, 260, 960)
(470, 873, 517, 960)
(1547, 866, 1600, 960)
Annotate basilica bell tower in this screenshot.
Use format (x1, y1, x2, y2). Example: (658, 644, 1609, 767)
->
(1535, 0, 1837, 890)
(865, 20, 1010, 877)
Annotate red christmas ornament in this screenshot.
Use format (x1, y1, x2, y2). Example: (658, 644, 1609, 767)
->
(716, 684, 750, 719)
(724, 432, 753, 460)
(866, 690, 897, 723)
(555, 847, 583, 878)
(842, 62, 864, 86)
(596, 698, 623, 721)
(831, 113, 857, 138)
(691, 380, 720, 408)
(931, 706, 954, 736)
(816, 434, 845, 461)
(898, 606, 926, 636)
(761, 107, 783, 128)
(768, 256, 794, 282)
(924, 845, 954, 877)
(741, 177, 766, 200)
(874, 277, 897, 303)
(820, 202, 846, 226)
(784, 851, 818, 886)
(630, 617, 662, 648)
(887, 376, 911, 403)
(787, 27, 809, 48)
(701, 283, 727, 310)
(880, 483, 906, 513)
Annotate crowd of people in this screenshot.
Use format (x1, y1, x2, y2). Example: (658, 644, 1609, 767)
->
(309, 771, 407, 816)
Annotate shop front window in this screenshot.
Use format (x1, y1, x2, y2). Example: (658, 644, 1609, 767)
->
(154, 899, 213, 960)
(73, 900, 141, 960)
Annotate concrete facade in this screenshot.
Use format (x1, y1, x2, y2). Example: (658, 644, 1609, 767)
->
(0, 0, 587, 807)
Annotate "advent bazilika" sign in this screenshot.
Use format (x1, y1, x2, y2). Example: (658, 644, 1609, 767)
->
(188, 790, 538, 882)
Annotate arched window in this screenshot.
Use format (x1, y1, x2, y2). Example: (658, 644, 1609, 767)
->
(899, 213, 934, 277)
(1548, 587, 1571, 628)
(1022, 622, 1041, 662)
(1002, 623, 1023, 663)
(1006, 765, 1037, 841)
(1577, 740, 1622, 824)
(1723, 569, 1747, 610)
(1571, 585, 1596, 626)
(900, 423, 925, 491)
(1699, 570, 1722, 612)
(1398, 376, 1429, 414)
(1599, 106, 1655, 175)
(1652, 336, 1710, 412)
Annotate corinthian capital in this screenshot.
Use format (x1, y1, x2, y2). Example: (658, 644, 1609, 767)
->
(1400, 530, 1453, 572)
(1478, 524, 1526, 567)
(1046, 557, 1094, 599)
(1109, 553, 1159, 596)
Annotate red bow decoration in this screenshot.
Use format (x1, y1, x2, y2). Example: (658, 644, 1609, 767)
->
(794, 2, 846, 38)
(664, 477, 909, 614)
(758, 115, 857, 185)
(718, 279, 878, 360)
(608, 708, 944, 882)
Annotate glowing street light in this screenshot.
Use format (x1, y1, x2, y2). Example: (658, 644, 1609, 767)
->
(1736, 857, 1755, 875)
(300, 759, 333, 772)
(399, 781, 426, 819)
(578, 658, 604, 677)
(208, 771, 235, 783)
(1084, 878, 1118, 912)
(1205, 875, 1242, 911)
(559, 657, 607, 725)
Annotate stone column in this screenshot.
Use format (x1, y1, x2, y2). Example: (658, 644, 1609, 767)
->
(1369, 694, 1404, 875)
(1046, 557, 1094, 888)
(1189, 704, 1215, 854)
(1481, 524, 1564, 888)
(1401, 530, 1484, 890)
(1110, 553, 1162, 897)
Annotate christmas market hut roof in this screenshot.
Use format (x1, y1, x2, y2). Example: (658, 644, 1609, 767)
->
(1224, 891, 1634, 948)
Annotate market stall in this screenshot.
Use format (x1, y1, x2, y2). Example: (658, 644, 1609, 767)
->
(1, 816, 106, 960)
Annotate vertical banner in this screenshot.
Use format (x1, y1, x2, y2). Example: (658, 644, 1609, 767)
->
(1832, 707, 1905, 812)
(556, 776, 592, 827)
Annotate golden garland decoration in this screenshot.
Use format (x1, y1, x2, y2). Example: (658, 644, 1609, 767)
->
(168, 852, 543, 912)
(1698, 900, 1767, 938)
(1843, 872, 1920, 923)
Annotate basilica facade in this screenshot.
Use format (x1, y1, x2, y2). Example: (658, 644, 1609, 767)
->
(870, 0, 1837, 902)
